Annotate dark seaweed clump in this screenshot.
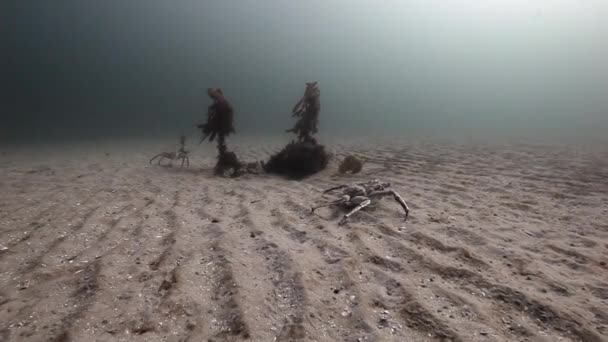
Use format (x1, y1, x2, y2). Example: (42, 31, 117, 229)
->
(263, 141, 329, 179)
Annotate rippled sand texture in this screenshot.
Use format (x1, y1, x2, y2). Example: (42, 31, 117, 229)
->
(0, 138, 607, 341)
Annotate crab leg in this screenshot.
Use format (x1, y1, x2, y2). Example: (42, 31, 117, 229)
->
(149, 153, 164, 164)
(370, 190, 410, 221)
(339, 199, 371, 225)
(311, 195, 350, 213)
(322, 184, 348, 194)
(390, 190, 410, 221)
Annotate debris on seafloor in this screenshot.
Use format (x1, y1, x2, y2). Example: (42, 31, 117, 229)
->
(265, 81, 329, 179)
(215, 151, 262, 178)
(338, 155, 363, 174)
(286, 82, 320, 144)
(263, 141, 329, 180)
(196, 87, 247, 176)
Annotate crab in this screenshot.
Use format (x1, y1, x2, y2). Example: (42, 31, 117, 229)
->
(149, 136, 190, 168)
(311, 180, 409, 225)
(149, 150, 190, 168)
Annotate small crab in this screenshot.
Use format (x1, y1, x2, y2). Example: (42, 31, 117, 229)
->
(149, 136, 190, 168)
(311, 180, 409, 225)
(149, 151, 190, 168)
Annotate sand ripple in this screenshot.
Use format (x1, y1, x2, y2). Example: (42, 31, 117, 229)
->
(0, 138, 606, 341)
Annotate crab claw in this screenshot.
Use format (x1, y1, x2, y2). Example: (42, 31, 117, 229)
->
(338, 216, 348, 226)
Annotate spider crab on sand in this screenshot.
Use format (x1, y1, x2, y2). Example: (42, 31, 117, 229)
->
(149, 150, 190, 168)
(149, 135, 190, 168)
(311, 180, 410, 225)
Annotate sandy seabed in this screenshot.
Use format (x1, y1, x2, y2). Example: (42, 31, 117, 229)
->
(0, 135, 607, 342)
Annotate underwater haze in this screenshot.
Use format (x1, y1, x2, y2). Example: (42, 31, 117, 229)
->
(2, 0, 608, 143)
